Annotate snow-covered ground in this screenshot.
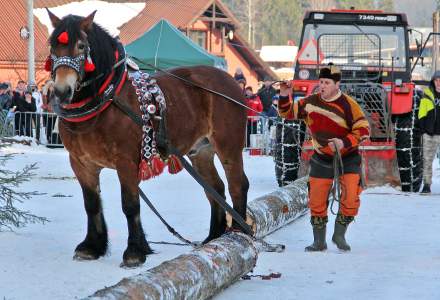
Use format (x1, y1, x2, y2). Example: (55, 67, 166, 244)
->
(1, 143, 440, 300)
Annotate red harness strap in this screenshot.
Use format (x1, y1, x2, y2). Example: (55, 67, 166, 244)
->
(61, 50, 127, 123)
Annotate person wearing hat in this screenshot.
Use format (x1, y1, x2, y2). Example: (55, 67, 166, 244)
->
(418, 70, 440, 194)
(257, 76, 277, 115)
(277, 64, 370, 252)
(0, 83, 12, 111)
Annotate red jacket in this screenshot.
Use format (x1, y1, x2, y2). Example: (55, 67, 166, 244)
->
(245, 94, 263, 121)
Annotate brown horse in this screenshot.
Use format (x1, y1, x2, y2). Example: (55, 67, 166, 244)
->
(46, 10, 249, 267)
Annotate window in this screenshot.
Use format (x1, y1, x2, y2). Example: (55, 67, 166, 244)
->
(188, 30, 207, 49)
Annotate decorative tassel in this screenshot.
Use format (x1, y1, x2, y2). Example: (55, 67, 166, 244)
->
(138, 159, 153, 181)
(151, 155, 165, 176)
(44, 56, 52, 72)
(57, 31, 69, 44)
(84, 55, 95, 72)
(167, 155, 183, 174)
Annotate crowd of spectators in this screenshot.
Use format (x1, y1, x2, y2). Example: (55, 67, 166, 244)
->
(0, 79, 60, 145)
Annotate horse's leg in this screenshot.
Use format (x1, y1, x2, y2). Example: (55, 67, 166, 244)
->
(213, 141, 249, 232)
(116, 165, 152, 267)
(70, 156, 108, 260)
(189, 143, 227, 243)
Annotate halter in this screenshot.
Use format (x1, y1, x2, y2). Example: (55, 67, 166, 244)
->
(51, 53, 86, 78)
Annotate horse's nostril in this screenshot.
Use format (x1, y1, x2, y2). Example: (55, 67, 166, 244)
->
(54, 86, 72, 101)
(66, 86, 72, 96)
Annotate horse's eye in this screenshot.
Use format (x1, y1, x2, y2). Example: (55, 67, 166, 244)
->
(78, 44, 85, 51)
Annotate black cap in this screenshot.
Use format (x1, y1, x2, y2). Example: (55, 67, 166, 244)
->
(0, 83, 8, 90)
(319, 63, 341, 82)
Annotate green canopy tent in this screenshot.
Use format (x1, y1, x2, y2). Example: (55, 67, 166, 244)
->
(125, 19, 227, 72)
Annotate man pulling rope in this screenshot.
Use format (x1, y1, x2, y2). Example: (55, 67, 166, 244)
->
(277, 64, 370, 252)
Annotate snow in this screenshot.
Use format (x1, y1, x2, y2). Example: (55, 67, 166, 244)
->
(34, 1, 145, 37)
(1, 142, 440, 299)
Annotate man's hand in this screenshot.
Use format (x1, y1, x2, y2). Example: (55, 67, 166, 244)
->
(279, 80, 292, 97)
(328, 138, 344, 152)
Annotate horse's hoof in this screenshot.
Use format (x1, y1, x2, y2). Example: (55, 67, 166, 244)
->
(73, 251, 99, 261)
(119, 259, 144, 269)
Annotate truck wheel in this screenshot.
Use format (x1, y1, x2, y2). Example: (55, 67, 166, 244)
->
(274, 119, 305, 187)
(394, 93, 423, 192)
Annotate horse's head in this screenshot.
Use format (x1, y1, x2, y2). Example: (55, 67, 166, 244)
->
(46, 9, 98, 104)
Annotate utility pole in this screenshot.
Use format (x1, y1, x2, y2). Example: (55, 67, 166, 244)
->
(433, 11, 440, 73)
(248, 0, 252, 47)
(27, 0, 35, 86)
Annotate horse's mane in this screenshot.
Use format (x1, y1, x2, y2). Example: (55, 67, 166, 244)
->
(49, 15, 118, 97)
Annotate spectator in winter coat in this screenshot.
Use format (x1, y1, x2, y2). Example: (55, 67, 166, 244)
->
(0, 83, 12, 110)
(278, 64, 370, 252)
(418, 70, 440, 194)
(257, 76, 277, 115)
(11, 90, 36, 137)
(245, 86, 263, 147)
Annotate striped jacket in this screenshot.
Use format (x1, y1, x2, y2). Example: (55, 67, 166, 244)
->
(278, 92, 370, 158)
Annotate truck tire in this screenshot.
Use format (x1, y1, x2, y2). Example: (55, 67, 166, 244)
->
(274, 119, 305, 187)
(394, 92, 423, 192)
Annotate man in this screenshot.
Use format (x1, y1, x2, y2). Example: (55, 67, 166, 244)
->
(278, 64, 370, 251)
(418, 71, 440, 194)
(0, 83, 12, 110)
(257, 76, 277, 115)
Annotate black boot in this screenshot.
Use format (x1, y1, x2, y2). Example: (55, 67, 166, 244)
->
(421, 183, 431, 194)
(332, 214, 354, 251)
(305, 216, 328, 252)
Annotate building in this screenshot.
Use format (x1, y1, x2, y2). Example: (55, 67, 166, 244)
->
(0, 0, 276, 90)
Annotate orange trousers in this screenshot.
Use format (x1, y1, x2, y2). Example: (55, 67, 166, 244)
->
(308, 173, 362, 217)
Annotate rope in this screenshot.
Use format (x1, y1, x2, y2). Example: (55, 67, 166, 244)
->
(329, 143, 344, 215)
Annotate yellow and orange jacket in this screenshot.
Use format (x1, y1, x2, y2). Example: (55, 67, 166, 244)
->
(278, 92, 370, 159)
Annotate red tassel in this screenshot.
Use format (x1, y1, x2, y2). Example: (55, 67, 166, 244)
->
(151, 156, 165, 176)
(57, 31, 69, 44)
(44, 56, 52, 72)
(84, 57, 95, 72)
(167, 155, 183, 174)
(138, 159, 153, 181)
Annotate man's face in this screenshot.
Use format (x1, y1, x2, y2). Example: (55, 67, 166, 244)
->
(319, 78, 339, 99)
(434, 78, 440, 92)
(17, 82, 26, 91)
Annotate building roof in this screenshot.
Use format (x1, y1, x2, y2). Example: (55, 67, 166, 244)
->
(118, 0, 216, 45)
(0, 1, 50, 64)
(118, 0, 276, 79)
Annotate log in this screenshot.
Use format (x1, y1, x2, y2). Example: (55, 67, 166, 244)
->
(86, 233, 257, 300)
(245, 176, 308, 238)
(86, 177, 309, 300)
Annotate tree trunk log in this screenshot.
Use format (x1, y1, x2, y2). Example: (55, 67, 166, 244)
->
(86, 233, 257, 300)
(86, 177, 309, 300)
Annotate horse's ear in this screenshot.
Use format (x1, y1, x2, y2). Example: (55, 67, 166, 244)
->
(46, 8, 60, 28)
(80, 10, 97, 32)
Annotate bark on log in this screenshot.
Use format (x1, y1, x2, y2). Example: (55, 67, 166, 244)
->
(86, 177, 309, 300)
(246, 176, 308, 238)
(86, 233, 257, 300)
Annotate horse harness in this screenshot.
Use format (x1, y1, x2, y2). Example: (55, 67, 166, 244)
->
(49, 43, 254, 237)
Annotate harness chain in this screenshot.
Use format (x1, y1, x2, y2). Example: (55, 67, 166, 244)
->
(130, 71, 182, 180)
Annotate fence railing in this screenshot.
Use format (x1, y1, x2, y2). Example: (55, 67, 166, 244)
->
(0, 111, 63, 147)
(1, 112, 276, 154)
(245, 116, 277, 155)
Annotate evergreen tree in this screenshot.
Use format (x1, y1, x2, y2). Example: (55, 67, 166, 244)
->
(0, 151, 47, 230)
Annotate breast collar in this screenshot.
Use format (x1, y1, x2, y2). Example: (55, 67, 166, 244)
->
(52, 42, 127, 123)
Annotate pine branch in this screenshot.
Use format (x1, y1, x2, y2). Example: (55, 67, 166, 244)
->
(0, 155, 48, 231)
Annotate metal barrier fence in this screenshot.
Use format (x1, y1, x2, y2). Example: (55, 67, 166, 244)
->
(245, 116, 277, 155)
(0, 112, 276, 153)
(0, 111, 63, 147)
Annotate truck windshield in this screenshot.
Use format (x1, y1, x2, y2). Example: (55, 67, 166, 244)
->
(300, 23, 407, 69)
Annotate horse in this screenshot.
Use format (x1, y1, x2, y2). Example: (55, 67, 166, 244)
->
(46, 10, 249, 267)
